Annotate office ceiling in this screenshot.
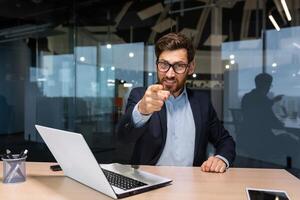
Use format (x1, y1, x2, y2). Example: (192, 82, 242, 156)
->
(0, 0, 298, 49)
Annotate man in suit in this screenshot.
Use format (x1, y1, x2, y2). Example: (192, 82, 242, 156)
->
(241, 73, 284, 136)
(240, 73, 297, 158)
(118, 33, 235, 173)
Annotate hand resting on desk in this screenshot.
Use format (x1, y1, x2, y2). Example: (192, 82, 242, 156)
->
(201, 156, 227, 173)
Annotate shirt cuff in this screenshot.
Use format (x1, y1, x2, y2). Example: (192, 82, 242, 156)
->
(215, 155, 230, 169)
(132, 101, 152, 128)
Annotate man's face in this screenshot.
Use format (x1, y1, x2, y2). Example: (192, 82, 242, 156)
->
(157, 48, 195, 97)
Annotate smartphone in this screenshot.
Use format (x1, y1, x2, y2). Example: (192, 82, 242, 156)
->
(50, 164, 62, 171)
(246, 188, 290, 200)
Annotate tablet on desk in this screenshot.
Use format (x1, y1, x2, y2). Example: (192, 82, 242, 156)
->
(246, 188, 290, 200)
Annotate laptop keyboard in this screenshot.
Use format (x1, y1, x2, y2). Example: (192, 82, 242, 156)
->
(102, 169, 147, 190)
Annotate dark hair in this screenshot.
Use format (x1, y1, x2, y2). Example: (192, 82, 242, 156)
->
(255, 73, 273, 88)
(155, 33, 195, 63)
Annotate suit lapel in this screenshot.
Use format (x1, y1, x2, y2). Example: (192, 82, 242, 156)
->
(187, 89, 202, 163)
(158, 104, 167, 143)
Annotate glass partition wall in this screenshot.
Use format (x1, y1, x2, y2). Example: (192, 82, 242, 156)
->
(0, 0, 299, 175)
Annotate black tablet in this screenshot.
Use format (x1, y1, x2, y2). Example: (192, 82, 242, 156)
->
(246, 188, 290, 200)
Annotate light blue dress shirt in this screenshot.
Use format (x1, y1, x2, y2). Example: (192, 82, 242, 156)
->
(132, 87, 229, 167)
(156, 88, 195, 166)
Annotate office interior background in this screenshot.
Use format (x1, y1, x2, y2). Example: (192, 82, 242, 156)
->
(0, 0, 299, 175)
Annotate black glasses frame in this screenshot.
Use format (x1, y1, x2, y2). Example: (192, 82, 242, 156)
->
(156, 60, 190, 74)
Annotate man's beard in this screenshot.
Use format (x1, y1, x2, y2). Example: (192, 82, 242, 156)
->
(159, 77, 185, 96)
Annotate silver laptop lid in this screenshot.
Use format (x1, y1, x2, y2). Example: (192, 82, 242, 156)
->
(35, 125, 117, 199)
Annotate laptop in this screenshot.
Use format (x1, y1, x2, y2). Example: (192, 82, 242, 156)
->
(35, 125, 172, 199)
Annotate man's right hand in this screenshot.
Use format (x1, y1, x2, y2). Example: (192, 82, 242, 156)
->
(138, 84, 170, 115)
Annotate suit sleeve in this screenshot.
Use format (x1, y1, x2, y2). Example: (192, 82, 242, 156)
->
(117, 88, 149, 143)
(207, 102, 236, 166)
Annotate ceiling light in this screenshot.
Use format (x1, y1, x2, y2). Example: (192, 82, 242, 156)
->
(148, 72, 153, 76)
(100, 67, 104, 71)
(37, 78, 47, 82)
(225, 64, 230, 69)
(230, 60, 235, 65)
(79, 56, 85, 62)
(269, 15, 280, 31)
(124, 83, 133, 88)
(292, 42, 300, 49)
(281, 0, 292, 21)
(129, 52, 134, 58)
(107, 79, 115, 83)
(229, 54, 235, 59)
(111, 66, 115, 71)
(192, 73, 197, 78)
(272, 63, 277, 67)
(106, 44, 112, 49)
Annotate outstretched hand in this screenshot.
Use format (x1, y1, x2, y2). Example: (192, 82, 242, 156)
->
(201, 156, 227, 173)
(138, 84, 170, 115)
(273, 95, 284, 103)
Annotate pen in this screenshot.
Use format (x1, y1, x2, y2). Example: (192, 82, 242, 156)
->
(1, 154, 8, 159)
(5, 149, 14, 159)
(18, 149, 28, 158)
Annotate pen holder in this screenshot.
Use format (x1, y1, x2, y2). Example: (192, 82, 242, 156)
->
(2, 155, 27, 184)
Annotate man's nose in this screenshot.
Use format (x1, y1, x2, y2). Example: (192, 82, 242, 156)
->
(166, 66, 175, 78)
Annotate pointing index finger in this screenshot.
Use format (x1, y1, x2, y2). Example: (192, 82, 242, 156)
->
(157, 90, 170, 101)
(149, 84, 164, 92)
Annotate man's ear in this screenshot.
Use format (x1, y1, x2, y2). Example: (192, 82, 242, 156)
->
(188, 60, 195, 75)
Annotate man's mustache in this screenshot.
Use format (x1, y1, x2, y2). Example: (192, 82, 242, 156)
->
(162, 77, 176, 81)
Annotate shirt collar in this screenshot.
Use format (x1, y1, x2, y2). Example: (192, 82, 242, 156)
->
(168, 86, 187, 103)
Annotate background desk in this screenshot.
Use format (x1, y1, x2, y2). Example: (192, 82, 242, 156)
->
(1, 162, 300, 200)
(284, 118, 300, 131)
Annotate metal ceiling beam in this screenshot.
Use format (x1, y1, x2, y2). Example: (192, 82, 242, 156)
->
(169, 3, 216, 14)
(114, 1, 133, 25)
(193, 0, 213, 47)
(148, 4, 171, 44)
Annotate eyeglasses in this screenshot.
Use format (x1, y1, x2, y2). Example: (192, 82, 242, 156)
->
(156, 60, 189, 74)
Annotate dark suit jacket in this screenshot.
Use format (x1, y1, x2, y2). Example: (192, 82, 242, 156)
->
(117, 87, 236, 166)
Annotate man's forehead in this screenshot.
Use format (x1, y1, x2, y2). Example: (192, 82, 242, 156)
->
(158, 49, 188, 60)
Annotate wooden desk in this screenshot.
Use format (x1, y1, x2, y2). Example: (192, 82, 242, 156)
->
(1, 162, 300, 200)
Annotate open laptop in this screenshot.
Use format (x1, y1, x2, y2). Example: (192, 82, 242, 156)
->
(35, 125, 172, 199)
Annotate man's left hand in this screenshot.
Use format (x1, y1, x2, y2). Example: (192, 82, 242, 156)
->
(273, 94, 284, 103)
(201, 156, 227, 173)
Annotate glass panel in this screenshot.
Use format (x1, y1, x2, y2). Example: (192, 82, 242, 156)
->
(0, 1, 75, 160)
(222, 39, 263, 159)
(265, 27, 300, 167)
(75, 23, 146, 161)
